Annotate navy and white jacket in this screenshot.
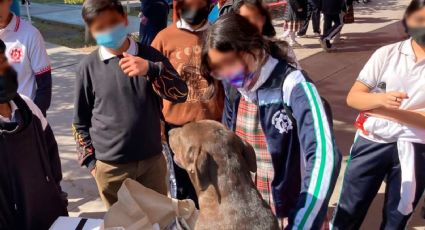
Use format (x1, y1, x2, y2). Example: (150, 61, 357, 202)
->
(223, 58, 342, 229)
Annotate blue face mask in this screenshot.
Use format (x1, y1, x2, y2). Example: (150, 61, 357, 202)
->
(222, 68, 256, 89)
(94, 23, 128, 49)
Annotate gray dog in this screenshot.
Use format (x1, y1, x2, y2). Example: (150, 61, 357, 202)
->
(169, 120, 279, 230)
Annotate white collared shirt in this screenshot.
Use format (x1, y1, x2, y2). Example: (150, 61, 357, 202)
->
(0, 101, 18, 122)
(99, 38, 138, 61)
(357, 38, 425, 111)
(176, 19, 210, 32)
(357, 38, 425, 141)
(0, 14, 51, 100)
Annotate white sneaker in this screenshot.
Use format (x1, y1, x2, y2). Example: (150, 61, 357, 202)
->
(319, 39, 328, 50)
(333, 34, 342, 44)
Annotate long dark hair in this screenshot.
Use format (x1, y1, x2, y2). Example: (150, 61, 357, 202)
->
(201, 13, 293, 76)
(234, 0, 276, 37)
(403, 0, 425, 29)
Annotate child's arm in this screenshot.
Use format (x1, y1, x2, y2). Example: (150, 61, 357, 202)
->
(285, 71, 341, 229)
(72, 65, 96, 173)
(29, 30, 52, 116)
(119, 49, 188, 103)
(347, 81, 408, 111)
(367, 108, 425, 129)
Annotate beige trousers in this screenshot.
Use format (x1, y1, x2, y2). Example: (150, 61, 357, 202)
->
(94, 154, 167, 208)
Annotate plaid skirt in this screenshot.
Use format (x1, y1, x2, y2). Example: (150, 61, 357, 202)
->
(235, 97, 284, 228)
(283, 1, 306, 31)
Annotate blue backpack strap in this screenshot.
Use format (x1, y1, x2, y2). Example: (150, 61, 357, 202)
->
(222, 80, 241, 130)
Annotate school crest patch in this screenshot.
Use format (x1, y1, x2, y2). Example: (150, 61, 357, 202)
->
(9, 46, 24, 63)
(272, 109, 293, 134)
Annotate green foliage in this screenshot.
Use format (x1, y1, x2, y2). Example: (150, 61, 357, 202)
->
(64, 0, 84, 4)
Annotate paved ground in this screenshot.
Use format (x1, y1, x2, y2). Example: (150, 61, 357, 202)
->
(21, 2, 141, 33)
(39, 0, 425, 228)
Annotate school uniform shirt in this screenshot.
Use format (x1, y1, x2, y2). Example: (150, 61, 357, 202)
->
(357, 38, 425, 142)
(356, 38, 425, 215)
(0, 14, 52, 115)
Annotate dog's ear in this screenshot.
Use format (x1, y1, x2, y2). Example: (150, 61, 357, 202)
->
(241, 141, 257, 173)
(194, 150, 211, 191)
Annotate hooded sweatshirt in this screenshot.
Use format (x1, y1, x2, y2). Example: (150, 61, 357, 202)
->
(0, 94, 67, 230)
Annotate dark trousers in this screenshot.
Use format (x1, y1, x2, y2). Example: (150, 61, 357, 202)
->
(139, 2, 169, 46)
(332, 136, 425, 230)
(165, 123, 199, 207)
(321, 13, 343, 41)
(298, 1, 321, 35)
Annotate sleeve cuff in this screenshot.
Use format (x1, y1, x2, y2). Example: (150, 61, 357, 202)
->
(146, 61, 163, 81)
(84, 157, 97, 172)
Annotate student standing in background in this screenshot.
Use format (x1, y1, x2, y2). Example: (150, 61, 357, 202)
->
(319, 0, 344, 51)
(139, 0, 169, 45)
(0, 0, 52, 116)
(73, 0, 188, 208)
(331, 1, 425, 228)
(297, 0, 321, 37)
(152, 0, 224, 206)
(280, 0, 307, 47)
(234, 0, 301, 68)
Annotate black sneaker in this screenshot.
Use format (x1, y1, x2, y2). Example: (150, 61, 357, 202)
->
(297, 33, 308, 38)
(320, 39, 335, 52)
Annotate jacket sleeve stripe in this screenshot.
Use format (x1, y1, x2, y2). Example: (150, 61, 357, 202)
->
(292, 82, 336, 229)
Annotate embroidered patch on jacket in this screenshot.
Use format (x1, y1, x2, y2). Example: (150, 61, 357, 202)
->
(272, 109, 293, 134)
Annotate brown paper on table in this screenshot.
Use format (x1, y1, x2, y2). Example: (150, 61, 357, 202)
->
(103, 179, 198, 230)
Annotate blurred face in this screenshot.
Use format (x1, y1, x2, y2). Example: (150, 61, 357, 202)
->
(179, 0, 209, 26)
(89, 9, 128, 35)
(406, 6, 425, 28)
(88, 9, 129, 50)
(239, 5, 265, 33)
(0, 52, 9, 74)
(207, 49, 259, 78)
(207, 48, 261, 88)
(405, 7, 425, 47)
(182, 0, 208, 10)
(0, 50, 18, 104)
(0, 0, 12, 21)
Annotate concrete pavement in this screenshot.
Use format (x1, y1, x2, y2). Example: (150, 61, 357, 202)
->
(21, 2, 141, 33)
(42, 0, 425, 228)
(46, 43, 107, 218)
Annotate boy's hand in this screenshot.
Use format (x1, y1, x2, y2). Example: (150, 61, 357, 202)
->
(119, 52, 149, 77)
(377, 91, 408, 109)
